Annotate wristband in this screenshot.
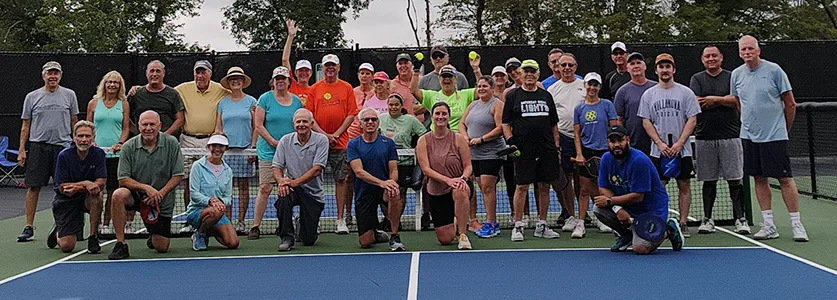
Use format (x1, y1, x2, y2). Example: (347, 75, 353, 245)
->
(612, 205, 623, 214)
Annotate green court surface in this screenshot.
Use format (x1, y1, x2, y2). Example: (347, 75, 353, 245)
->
(1, 188, 835, 281)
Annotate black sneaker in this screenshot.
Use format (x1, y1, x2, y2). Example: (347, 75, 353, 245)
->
(248, 226, 261, 240)
(146, 236, 155, 249)
(556, 212, 569, 227)
(278, 238, 294, 251)
(108, 242, 130, 260)
(87, 235, 101, 254)
(584, 215, 595, 228)
(47, 225, 58, 249)
(17, 226, 34, 242)
(420, 214, 431, 230)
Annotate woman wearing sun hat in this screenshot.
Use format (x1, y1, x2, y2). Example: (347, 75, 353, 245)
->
(216, 66, 258, 233)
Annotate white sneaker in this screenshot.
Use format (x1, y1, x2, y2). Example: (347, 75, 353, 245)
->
(561, 216, 578, 232)
(571, 220, 585, 239)
(457, 233, 472, 250)
(124, 222, 134, 234)
(534, 222, 560, 239)
(753, 224, 779, 240)
(178, 224, 195, 234)
(335, 219, 349, 234)
(698, 218, 715, 234)
(734, 218, 751, 235)
(235, 221, 247, 234)
(511, 222, 525, 242)
(792, 222, 809, 242)
(596, 218, 613, 233)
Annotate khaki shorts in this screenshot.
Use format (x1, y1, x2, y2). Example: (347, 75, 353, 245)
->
(258, 160, 276, 185)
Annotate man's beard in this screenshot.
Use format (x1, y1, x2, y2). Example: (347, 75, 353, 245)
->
(610, 148, 627, 159)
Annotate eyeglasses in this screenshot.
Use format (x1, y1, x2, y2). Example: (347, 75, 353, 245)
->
(362, 117, 379, 122)
(561, 63, 576, 67)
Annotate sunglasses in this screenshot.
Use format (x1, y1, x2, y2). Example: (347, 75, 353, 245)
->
(561, 63, 576, 67)
(362, 117, 379, 122)
(431, 53, 446, 59)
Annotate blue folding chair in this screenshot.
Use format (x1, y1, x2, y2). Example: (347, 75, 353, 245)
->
(0, 136, 21, 186)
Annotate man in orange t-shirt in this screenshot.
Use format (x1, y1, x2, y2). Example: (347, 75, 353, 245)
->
(282, 19, 313, 105)
(307, 53, 358, 234)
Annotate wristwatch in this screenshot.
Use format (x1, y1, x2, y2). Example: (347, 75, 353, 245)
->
(606, 197, 612, 206)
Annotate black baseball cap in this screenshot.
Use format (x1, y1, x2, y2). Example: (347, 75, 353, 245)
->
(431, 46, 448, 56)
(607, 125, 629, 138)
(627, 52, 645, 63)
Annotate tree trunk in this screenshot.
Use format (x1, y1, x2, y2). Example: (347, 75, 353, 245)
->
(146, 2, 168, 52)
(425, 0, 432, 46)
(407, 0, 422, 46)
(476, 0, 485, 45)
(818, 0, 837, 31)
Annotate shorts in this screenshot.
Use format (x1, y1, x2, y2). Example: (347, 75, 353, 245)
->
(558, 134, 577, 174)
(126, 189, 172, 238)
(742, 139, 793, 178)
(695, 138, 744, 181)
(180, 134, 210, 179)
(651, 156, 695, 181)
(24, 142, 64, 187)
(258, 160, 276, 185)
(52, 195, 89, 238)
(327, 149, 349, 182)
(226, 153, 256, 178)
(578, 147, 608, 178)
(593, 206, 656, 249)
(513, 150, 561, 185)
(397, 165, 420, 188)
(355, 188, 385, 235)
(429, 192, 455, 227)
(186, 207, 232, 229)
(472, 159, 504, 177)
(105, 157, 120, 190)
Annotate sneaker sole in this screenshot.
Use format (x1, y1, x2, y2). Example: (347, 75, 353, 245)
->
(17, 237, 34, 242)
(698, 228, 716, 234)
(391, 246, 407, 252)
(458, 245, 472, 250)
(735, 229, 751, 235)
(753, 234, 779, 240)
(793, 237, 809, 242)
(534, 234, 560, 239)
(571, 234, 585, 239)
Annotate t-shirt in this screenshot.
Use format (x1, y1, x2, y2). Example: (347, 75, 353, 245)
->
(541, 74, 583, 90)
(290, 77, 313, 106)
(731, 60, 793, 143)
(598, 148, 669, 220)
(273, 132, 329, 200)
(53, 145, 107, 198)
(501, 87, 559, 158)
(347, 88, 381, 139)
(390, 77, 422, 123)
(217, 95, 257, 148)
(637, 83, 701, 158)
(92, 98, 124, 156)
(547, 78, 586, 137)
(613, 80, 657, 149)
(418, 71, 470, 91)
(574, 99, 618, 151)
(347, 134, 398, 200)
(21, 86, 79, 147)
(364, 94, 390, 115)
(175, 81, 230, 135)
(117, 133, 185, 217)
(129, 86, 184, 133)
(379, 113, 426, 165)
(689, 70, 739, 140)
(256, 92, 303, 161)
(307, 80, 358, 149)
(420, 89, 476, 132)
(600, 70, 632, 100)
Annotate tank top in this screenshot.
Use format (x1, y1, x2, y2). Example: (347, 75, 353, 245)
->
(463, 97, 506, 160)
(93, 98, 123, 158)
(426, 130, 464, 195)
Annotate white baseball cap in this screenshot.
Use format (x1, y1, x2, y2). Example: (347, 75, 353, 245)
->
(358, 62, 374, 72)
(583, 72, 603, 84)
(295, 60, 312, 70)
(611, 42, 627, 53)
(272, 66, 290, 78)
(491, 66, 507, 76)
(322, 54, 340, 65)
(207, 135, 229, 146)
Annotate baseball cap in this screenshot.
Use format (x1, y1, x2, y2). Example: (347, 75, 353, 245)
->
(431, 45, 448, 56)
(322, 54, 340, 65)
(439, 65, 457, 77)
(655, 53, 675, 66)
(272, 66, 290, 78)
(520, 59, 539, 71)
(611, 42, 627, 53)
(42, 61, 62, 73)
(372, 71, 389, 81)
(194, 60, 212, 71)
(627, 52, 645, 63)
(607, 125, 629, 138)
(395, 53, 412, 62)
(207, 134, 229, 146)
(505, 57, 521, 69)
(491, 66, 507, 76)
(358, 62, 374, 72)
(583, 72, 602, 84)
(295, 60, 312, 70)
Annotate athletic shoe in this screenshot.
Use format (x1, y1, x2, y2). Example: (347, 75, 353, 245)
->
(556, 212, 569, 227)
(792, 223, 809, 242)
(666, 218, 684, 251)
(511, 223, 525, 242)
(47, 224, 58, 249)
(293, 215, 302, 242)
(87, 235, 101, 254)
(596, 219, 613, 233)
(178, 224, 195, 234)
(146, 236, 154, 249)
(379, 217, 391, 232)
(734, 218, 751, 235)
(584, 214, 594, 228)
(278, 239, 294, 251)
(374, 230, 390, 243)
(475, 222, 499, 238)
(610, 234, 632, 252)
(235, 221, 247, 234)
(468, 219, 482, 233)
(457, 233, 472, 250)
(753, 224, 779, 240)
(389, 235, 406, 251)
(17, 226, 34, 242)
(698, 218, 715, 234)
(421, 213, 431, 230)
(561, 216, 578, 232)
(124, 222, 134, 234)
(335, 219, 349, 234)
(191, 231, 207, 251)
(248, 226, 261, 240)
(108, 242, 130, 260)
(571, 220, 586, 239)
(534, 223, 560, 239)
(681, 223, 691, 238)
(344, 214, 353, 226)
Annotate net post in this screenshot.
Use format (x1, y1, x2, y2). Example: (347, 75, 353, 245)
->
(742, 176, 753, 225)
(805, 106, 818, 199)
(415, 189, 422, 232)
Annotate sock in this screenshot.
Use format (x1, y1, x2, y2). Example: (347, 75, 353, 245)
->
(515, 221, 525, 228)
(789, 212, 801, 225)
(537, 220, 547, 226)
(729, 183, 744, 220)
(702, 181, 718, 219)
(761, 210, 774, 227)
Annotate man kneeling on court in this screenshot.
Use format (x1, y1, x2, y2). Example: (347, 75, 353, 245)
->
(273, 109, 329, 251)
(186, 134, 240, 251)
(593, 125, 684, 254)
(108, 111, 184, 260)
(47, 121, 105, 254)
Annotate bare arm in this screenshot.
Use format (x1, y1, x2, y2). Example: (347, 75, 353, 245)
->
(502, 123, 512, 140)
(677, 116, 697, 146)
(458, 103, 472, 140)
(552, 125, 560, 148)
(456, 134, 473, 178)
(388, 160, 398, 182)
(214, 112, 224, 134)
(250, 105, 258, 147)
(484, 102, 504, 140)
(282, 20, 297, 72)
(700, 95, 737, 109)
(350, 159, 386, 187)
(642, 118, 664, 147)
(253, 106, 278, 146)
(166, 111, 184, 135)
(617, 115, 624, 125)
(119, 100, 130, 143)
(781, 91, 796, 131)
(86, 100, 96, 122)
(291, 165, 323, 187)
(573, 124, 584, 161)
(410, 70, 423, 100)
(71, 115, 78, 130)
(598, 187, 645, 206)
(18, 119, 30, 165)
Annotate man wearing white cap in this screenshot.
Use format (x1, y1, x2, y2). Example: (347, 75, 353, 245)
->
(18, 61, 79, 242)
(283, 19, 313, 105)
(307, 53, 358, 234)
(600, 42, 631, 100)
(419, 45, 470, 91)
(185, 134, 239, 251)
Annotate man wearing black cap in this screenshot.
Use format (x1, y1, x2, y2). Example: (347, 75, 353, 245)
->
(613, 52, 656, 155)
(593, 125, 684, 254)
(391, 53, 423, 120)
(418, 46, 470, 91)
(600, 42, 631, 100)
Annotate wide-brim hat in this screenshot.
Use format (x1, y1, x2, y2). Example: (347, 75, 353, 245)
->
(220, 66, 252, 90)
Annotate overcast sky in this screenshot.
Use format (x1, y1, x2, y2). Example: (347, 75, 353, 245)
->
(178, 0, 453, 51)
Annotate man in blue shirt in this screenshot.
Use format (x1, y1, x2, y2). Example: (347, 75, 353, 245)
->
(47, 121, 105, 254)
(593, 125, 684, 254)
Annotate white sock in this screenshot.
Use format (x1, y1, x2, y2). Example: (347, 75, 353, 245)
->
(515, 221, 525, 228)
(761, 210, 774, 227)
(789, 212, 801, 225)
(537, 220, 547, 225)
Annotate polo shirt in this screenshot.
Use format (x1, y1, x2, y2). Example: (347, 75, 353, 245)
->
(117, 132, 185, 216)
(175, 81, 230, 135)
(272, 131, 329, 201)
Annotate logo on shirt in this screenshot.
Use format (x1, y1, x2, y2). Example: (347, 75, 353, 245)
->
(436, 95, 446, 103)
(585, 110, 597, 122)
(610, 175, 623, 187)
(324, 93, 332, 100)
(520, 100, 550, 117)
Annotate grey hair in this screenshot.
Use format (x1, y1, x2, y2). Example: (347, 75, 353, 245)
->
(738, 35, 760, 50)
(138, 110, 161, 123)
(358, 107, 378, 118)
(148, 60, 165, 69)
(294, 108, 314, 121)
(73, 120, 96, 136)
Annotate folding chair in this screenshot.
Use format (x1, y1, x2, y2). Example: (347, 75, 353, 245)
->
(0, 136, 21, 186)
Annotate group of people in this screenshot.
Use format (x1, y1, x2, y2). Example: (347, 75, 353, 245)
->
(16, 27, 808, 258)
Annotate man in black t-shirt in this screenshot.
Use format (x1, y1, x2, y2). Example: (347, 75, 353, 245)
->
(129, 60, 185, 136)
(688, 45, 749, 235)
(600, 42, 631, 100)
(502, 59, 564, 242)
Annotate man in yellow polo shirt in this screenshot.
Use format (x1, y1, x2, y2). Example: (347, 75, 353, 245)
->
(174, 60, 230, 233)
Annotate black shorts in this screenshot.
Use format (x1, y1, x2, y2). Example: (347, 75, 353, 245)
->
(742, 139, 792, 178)
(126, 189, 172, 238)
(514, 150, 561, 185)
(24, 142, 64, 187)
(105, 157, 119, 190)
(472, 159, 504, 177)
(558, 134, 576, 174)
(397, 165, 421, 189)
(578, 148, 608, 178)
(52, 195, 88, 238)
(429, 192, 455, 227)
(355, 188, 385, 235)
(652, 156, 695, 181)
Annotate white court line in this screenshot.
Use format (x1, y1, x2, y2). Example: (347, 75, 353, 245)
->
(407, 252, 420, 300)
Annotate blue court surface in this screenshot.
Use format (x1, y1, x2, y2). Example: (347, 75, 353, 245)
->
(1, 247, 835, 299)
